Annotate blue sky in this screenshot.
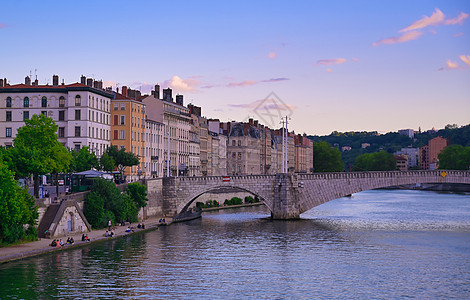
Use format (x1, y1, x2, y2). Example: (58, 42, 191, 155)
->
(1, 1, 469, 135)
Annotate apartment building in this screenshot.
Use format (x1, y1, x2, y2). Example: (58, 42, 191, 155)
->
(420, 136, 447, 170)
(111, 92, 146, 180)
(0, 75, 112, 155)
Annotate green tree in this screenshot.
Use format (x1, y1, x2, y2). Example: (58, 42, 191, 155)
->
(126, 182, 148, 208)
(12, 114, 71, 197)
(438, 145, 470, 170)
(70, 146, 99, 172)
(99, 152, 115, 172)
(104, 145, 139, 175)
(312, 141, 344, 172)
(0, 159, 38, 244)
(353, 151, 396, 171)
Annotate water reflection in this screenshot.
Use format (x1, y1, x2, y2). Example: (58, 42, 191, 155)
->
(1, 190, 470, 299)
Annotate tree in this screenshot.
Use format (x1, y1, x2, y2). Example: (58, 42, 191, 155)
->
(70, 146, 99, 172)
(0, 158, 38, 244)
(438, 145, 470, 170)
(12, 114, 71, 197)
(312, 141, 344, 172)
(99, 152, 115, 172)
(104, 145, 139, 175)
(353, 151, 396, 171)
(83, 179, 147, 228)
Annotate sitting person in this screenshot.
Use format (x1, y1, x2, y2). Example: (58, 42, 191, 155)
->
(85, 234, 90, 241)
(69, 237, 74, 244)
(105, 231, 109, 237)
(137, 224, 142, 229)
(59, 239, 64, 247)
(51, 239, 57, 247)
(141, 223, 145, 229)
(81, 234, 86, 241)
(125, 227, 131, 232)
(66, 237, 71, 244)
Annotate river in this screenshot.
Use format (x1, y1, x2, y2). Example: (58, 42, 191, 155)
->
(1, 189, 470, 299)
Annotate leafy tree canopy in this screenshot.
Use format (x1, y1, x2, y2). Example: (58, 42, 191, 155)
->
(99, 152, 115, 172)
(353, 150, 396, 171)
(438, 145, 470, 170)
(0, 159, 38, 244)
(104, 145, 139, 175)
(12, 114, 71, 197)
(70, 146, 99, 172)
(312, 141, 344, 172)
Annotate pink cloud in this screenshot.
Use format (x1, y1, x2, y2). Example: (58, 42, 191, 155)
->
(261, 78, 289, 83)
(351, 58, 360, 62)
(400, 8, 446, 32)
(268, 52, 277, 59)
(454, 32, 464, 38)
(372, 30, 423, 46)
(439, 60, 460, 71)
(375, 9, 468, 47)
(444, 12, 469, 25)
(316, 58, 347, 65)
(459, 55, 470, 67)
(162, 75, 200, 92)
(326, 68, 332, 73)
(227, 80, 258, 87)
(0, 23, 6, 29)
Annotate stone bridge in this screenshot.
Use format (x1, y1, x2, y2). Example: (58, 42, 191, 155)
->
(147, 170, 470, 220)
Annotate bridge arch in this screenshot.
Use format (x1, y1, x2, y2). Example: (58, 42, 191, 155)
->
(176, 185, 272, 214)
(173, 175, 276, 215)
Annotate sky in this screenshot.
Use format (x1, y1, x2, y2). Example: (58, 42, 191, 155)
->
(0, 1, 469, 135)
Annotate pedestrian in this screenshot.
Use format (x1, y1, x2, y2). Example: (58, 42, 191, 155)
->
(108, 219, 112, 231)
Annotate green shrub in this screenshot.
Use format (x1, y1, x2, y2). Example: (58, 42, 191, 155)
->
(231, 197, 243, 205)
(244, 196, 254, 203)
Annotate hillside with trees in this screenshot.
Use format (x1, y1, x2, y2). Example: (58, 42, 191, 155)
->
(308, 124, 470, 169)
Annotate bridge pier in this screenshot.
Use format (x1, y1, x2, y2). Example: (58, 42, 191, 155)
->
(271, 174, 301, 220)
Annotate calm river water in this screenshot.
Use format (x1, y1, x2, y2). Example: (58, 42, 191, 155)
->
(1, 189, 470, 299)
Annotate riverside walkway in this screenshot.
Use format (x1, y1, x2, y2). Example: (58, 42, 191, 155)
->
(0, 216, 171, 264)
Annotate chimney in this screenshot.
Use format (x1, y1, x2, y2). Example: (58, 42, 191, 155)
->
(254, 120, 258, 127)
(86, 78, 93, 87)
(4, 78, 7, 86)
(93, 81, 99, 88)
(62, 79, 65, 85)
(52, 75, 59, 86)
(122, 86, 128, 96)
(176, 94, 183, 106)
(0, 79, 3, 87)
(154, 84, 160, 99)
(33, 79, 38, 86)
(25, 76, 31, 85)
(80, 75, 86, 84)
(249, 118, 253, 126)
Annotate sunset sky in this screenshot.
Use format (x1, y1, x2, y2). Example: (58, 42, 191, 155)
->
(1, 1, 469, 135)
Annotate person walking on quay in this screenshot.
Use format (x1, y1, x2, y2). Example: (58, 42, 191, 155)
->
(108, 219, 112, 231)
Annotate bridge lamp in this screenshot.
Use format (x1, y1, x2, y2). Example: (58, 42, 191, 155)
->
(298, 182, 304, 188)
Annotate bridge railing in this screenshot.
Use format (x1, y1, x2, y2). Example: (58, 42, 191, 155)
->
(297, 170, 470, 180)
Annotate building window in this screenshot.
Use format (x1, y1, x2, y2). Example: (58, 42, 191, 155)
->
(6, 127, 12, 137)
(74, 144, 81, 151)
(23, 97, 29, 108)
(114, 130, 118, 140)
(59, 110, 65, 121)
(59, 96, 65, 107)
(120, 130, 125, 139)
(120, 115, 125, 125)
(6, 111, 11, 122)
(75, 109, 81, 120)
(114, 115, 118, 125)
(232, 152, 236, 159)
(23, 111, 29, 120)
(232, 140, 236, 146)
(41, 111, 47, 116)
(75, 95, 81, 106)
(6, 97, 12, 108)
(238, 140, 241, 146)
(58, 127, 65, 138)
(120, 103, 125, 110)
(41, 96, 47, 108)
(114, 103, 118, 110)
(75, 126, 81, 137)
(238, 152, 241, 160)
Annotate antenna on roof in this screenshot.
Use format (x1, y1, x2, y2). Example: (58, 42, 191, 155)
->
(34, 69, 37, 80)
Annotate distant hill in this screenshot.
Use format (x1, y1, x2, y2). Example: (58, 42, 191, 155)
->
(308, 124, 470, 169)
